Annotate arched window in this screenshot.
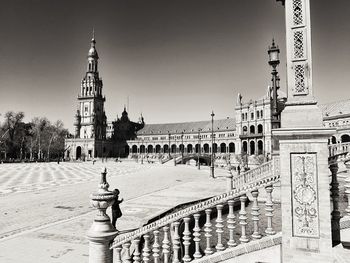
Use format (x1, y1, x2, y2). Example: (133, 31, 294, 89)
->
(132, 145, 137, 153)
(250, 125, 255, 134)
(171, 144, 177, 153)
(258, 124, 263, 134)
(163, 144, 169, 154)
(147, 145, 154, 153)
(155, 145, 161, 153)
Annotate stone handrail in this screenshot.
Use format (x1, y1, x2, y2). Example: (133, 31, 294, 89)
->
(329, 142, 350, 157)
(232, 157, 279, 189)
(111, 171, 280, 253)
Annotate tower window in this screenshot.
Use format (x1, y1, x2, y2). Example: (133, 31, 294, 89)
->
(85, 106, 88, 112)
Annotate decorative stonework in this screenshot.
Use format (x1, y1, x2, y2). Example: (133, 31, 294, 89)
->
(294, 64, 307, 94)
(293, 0, 304, 26)
(291, 153, 319, 238)
(293, 30, 305, 59)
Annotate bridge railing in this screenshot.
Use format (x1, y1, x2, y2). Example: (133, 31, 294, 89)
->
(110, 169, 280, 262)
(329, 142, 350, 157)
(232, 157, 279, 189)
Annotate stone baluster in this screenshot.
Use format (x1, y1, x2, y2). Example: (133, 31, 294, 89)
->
(152, 230, 161, 263)
(345, 166, 350, 217)
(172, 221, 181, 263)
(114, 246, 122, 263)
(87, 168, 118, 263)
(330, 163, 340, 246)
(122, 241, 132, 263)
(142, 234, 151, 263)
(193, 213, 202, 259)
(251, 190, 261, 239)
(239, 195, 249, 243)
(183, 217, 192, 262)
(162, 226, 171, 263)
(265, 185, 275, 235)
(133, 238, 141, 263)
(204, 209, 213, 255)
(215, 204, 225, 251)
(227, 199, 237, 247)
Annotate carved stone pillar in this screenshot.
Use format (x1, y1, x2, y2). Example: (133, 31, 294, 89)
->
(273, 0, 336, 262)
(87, 168, 118, 263)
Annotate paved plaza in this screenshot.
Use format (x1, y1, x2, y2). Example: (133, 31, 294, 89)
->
(0, 161, 226, 263)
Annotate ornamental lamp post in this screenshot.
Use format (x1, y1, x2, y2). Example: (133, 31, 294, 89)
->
(174, 132, 177, 166)
(168, 131, 171, 159)
(210, 111, 215, 178)
(181, 131, 184, 164)
(141, 137, 144, 165)
(198, 129, 202, 170)
(268, 39, 281, 129)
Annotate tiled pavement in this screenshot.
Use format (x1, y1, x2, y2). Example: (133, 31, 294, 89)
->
(0, 161, 227, 263)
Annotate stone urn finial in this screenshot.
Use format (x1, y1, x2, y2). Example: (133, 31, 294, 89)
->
(89, 167, 117, 224)
(87, 168, 118, 263)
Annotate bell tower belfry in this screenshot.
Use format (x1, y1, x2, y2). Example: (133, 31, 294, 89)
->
(75, 32, 107, 140)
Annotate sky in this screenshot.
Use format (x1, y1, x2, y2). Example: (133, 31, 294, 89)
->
(0, 0, 349, 132)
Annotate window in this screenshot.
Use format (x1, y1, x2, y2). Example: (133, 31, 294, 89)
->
(251, 112, 254, 120)
(85, 106, 88, 112)
(242, 113, 245, 121)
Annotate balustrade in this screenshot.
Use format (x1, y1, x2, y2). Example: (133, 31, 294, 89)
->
(204, 209, 213, 255)
(251, 190, 261, 239)
(110, 169, 280, 263)
(265, 185, 275, 235)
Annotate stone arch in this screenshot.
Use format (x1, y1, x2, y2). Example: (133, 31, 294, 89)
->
(132, 145, 137, 153)
(147, 145, 154, 154)
(331, 136, 337, 144)
(229, 142, 235, 153)
(76, 146, 82, 160)
(195, 144, 200, 153)
(187, 144, 193, 153)
(242, 141, 248, 154)
(179, 144, 184, 153)
(220, 143, 226, 153)
(140, 145, 145, 153)
(213, 143, 218, 153)
(258, 140, 263, 155)
(163, 144, 169, 154)
(250, 141, 255, 155)
(155, 144, 161, 153)
(171, 144, 177, 153)
(258, 124, 263, 134)
(203, 143, 209, 153)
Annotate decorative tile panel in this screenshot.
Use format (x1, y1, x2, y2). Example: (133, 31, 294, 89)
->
(291, 153, 319, 238)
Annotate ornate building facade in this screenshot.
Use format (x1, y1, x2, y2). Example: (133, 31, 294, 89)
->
(65, 36, 350, 163)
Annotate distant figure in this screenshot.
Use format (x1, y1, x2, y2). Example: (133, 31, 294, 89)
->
(111, 189, 123, 228)
(237, 165, 241, 175)
(57, 158, 60, 164)
(92, 158, 96, 165)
